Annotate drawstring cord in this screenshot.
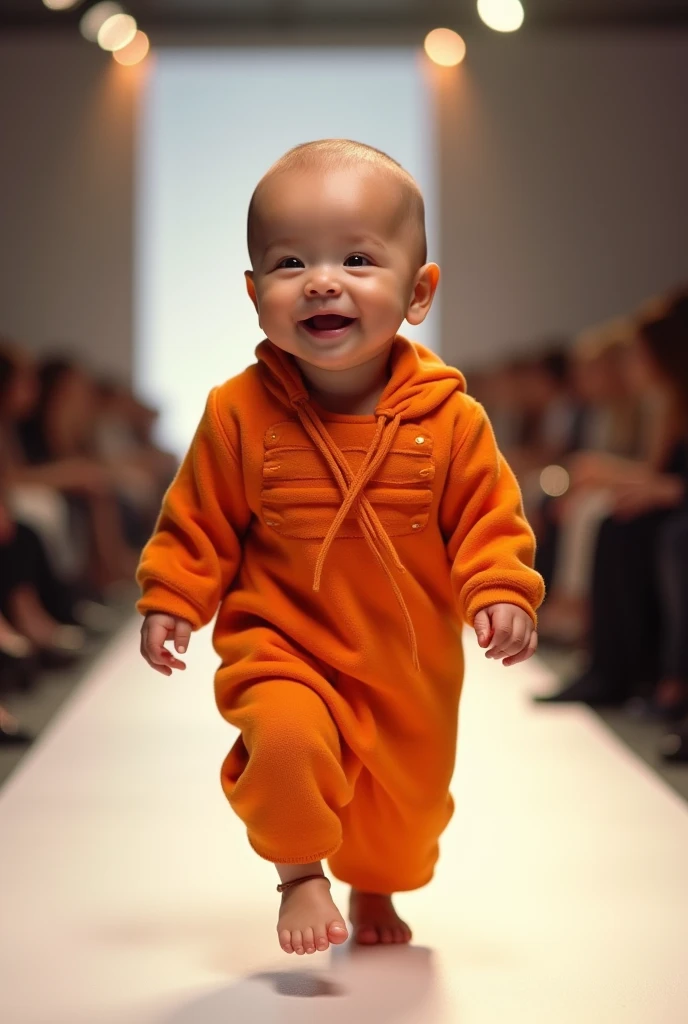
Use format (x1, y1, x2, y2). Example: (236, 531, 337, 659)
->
(296, 403, 405, 575)
(293, 400, 420, 670)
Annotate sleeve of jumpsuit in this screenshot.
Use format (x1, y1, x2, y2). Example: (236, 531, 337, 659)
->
(136, 387, 251, 629)
(440, 397, 545, 626)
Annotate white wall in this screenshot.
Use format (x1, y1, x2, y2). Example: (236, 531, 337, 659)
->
(0, 35, 139, 382)
(136, 47, 436, 454)
(436, 32, 688, 369)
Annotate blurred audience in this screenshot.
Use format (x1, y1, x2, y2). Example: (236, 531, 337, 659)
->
(4, 292, 688, 768)
(0, 337, 174, 743)
(94, 377, 177, 541)
(470, 284, 688, 765)
(14, 356, 143, 588)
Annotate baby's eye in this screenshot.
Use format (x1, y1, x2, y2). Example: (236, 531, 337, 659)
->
(276, 257, 304, 270)
(344, 254, 371, 268)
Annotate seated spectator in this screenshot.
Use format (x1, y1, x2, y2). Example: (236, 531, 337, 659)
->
(1, 363, 87, 672)
(2, 349, 140, 591)
(0, 501, 85, 666)
(502, 343, 580, 531)
(537, 323, 654, 642)
(480, 357, 531, 452)
(93, 378, 177, 544)
(536, 290, 688, 717)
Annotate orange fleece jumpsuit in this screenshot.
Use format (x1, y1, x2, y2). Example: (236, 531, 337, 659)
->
(137, 337, 544, 893)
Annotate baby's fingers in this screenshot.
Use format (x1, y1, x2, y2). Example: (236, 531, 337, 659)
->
(488, 631, 527, 660)
(473, 609, 492, 649)
(487, 611, 533, 661)
(485, 610, 523, 660)
(174, 619, 192, 654)
(503, 630, 538, 667)
(141, 621, 186, 673)
(484, 611, 513, 659)
(139, 635, 172, 676)
(144, 655, 173, 677)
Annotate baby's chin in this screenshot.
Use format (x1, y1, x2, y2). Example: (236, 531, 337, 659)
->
(270, 328, 398, 373)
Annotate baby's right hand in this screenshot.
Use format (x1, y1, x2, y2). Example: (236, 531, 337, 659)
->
(140, 612, 192, 676)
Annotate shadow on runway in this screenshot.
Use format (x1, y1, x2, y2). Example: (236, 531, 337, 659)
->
(154, 943, 445, 1022)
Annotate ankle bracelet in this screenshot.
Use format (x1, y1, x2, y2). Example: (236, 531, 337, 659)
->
(277, 873, 331, 894)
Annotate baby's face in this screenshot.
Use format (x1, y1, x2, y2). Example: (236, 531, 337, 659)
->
(246, 167, 431, 372)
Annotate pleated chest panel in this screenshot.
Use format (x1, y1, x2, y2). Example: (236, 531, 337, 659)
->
(261, 420, 435, 539)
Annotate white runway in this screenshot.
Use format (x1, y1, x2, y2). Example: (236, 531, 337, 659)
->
(1, 618, 687, 1024)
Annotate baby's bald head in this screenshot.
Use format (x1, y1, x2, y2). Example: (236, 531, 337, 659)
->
(247, 139, 428, 269)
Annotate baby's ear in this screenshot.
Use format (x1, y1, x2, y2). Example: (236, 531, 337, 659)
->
(245, 271, 259, 312)
(406, 263, 440, 326)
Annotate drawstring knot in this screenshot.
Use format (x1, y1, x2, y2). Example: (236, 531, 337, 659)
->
(293, 400, 420, 671)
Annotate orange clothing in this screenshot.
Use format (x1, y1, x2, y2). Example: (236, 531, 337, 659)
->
(137, 336, 544, 891)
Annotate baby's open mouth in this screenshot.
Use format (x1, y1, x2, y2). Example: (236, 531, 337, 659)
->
(301, 314, 356, 333)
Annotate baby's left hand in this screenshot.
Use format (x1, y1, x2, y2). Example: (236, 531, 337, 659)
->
(473, 604, 538, 667)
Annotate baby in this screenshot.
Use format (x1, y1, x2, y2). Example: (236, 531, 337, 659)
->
(137, 139, 544, 956)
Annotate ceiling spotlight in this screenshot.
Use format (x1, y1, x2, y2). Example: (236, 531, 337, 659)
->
(113, 30, 150, 66)
(540, 465, 570, 498)
(80, 2, 122, 42)
(424, 28, 467, 68)
(97, 12, 137, 51)
(477, 0, 525, 33)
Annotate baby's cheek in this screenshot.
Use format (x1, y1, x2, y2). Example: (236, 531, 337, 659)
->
(361, 287, 407, 326)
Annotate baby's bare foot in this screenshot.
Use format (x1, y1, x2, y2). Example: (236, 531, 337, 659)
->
(349, 890, 412, 945)
(277, 878, 349, 955)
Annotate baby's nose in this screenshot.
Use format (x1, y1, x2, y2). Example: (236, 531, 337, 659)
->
(305, 270, 342, 297)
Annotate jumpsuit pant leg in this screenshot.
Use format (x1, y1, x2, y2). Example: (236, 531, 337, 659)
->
(328, 767, 454, 894)
(219, 675, 356, 865)
(214, 630, 456, 891)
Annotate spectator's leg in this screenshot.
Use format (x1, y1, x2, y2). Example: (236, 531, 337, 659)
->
(83, 493, 139, 589)
(8, 484, 84, 581)
(12, 523, 79, 624)
(588, 511, 666, 700)
(536, 509, 667, 705)
(655, 513, 688, 716)
(540, 488, 614, 643)
(534, 497, 559, 592)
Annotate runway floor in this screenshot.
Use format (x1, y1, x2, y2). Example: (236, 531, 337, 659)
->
(1, 618, 687, 1024)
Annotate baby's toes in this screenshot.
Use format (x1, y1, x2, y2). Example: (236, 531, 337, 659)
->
(279, 929, 294, 954)
(315, 929, 329, 952)
(328, 920, 349, 945)
(355, 924, 378, 945)
(380, 927, 393, 944)
(291, 929, 305, 955)
(302, 926, 316, 954)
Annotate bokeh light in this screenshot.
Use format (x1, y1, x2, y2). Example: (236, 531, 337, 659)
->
(97, 12, 137, 51)
(43, 0, 81, 9)
(424, 28, 467, 68)
(80, 2, 122, 43)
(477, 0, 525, 33)
(540, 465, 570, 498)
(113, 30, 150, 66)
